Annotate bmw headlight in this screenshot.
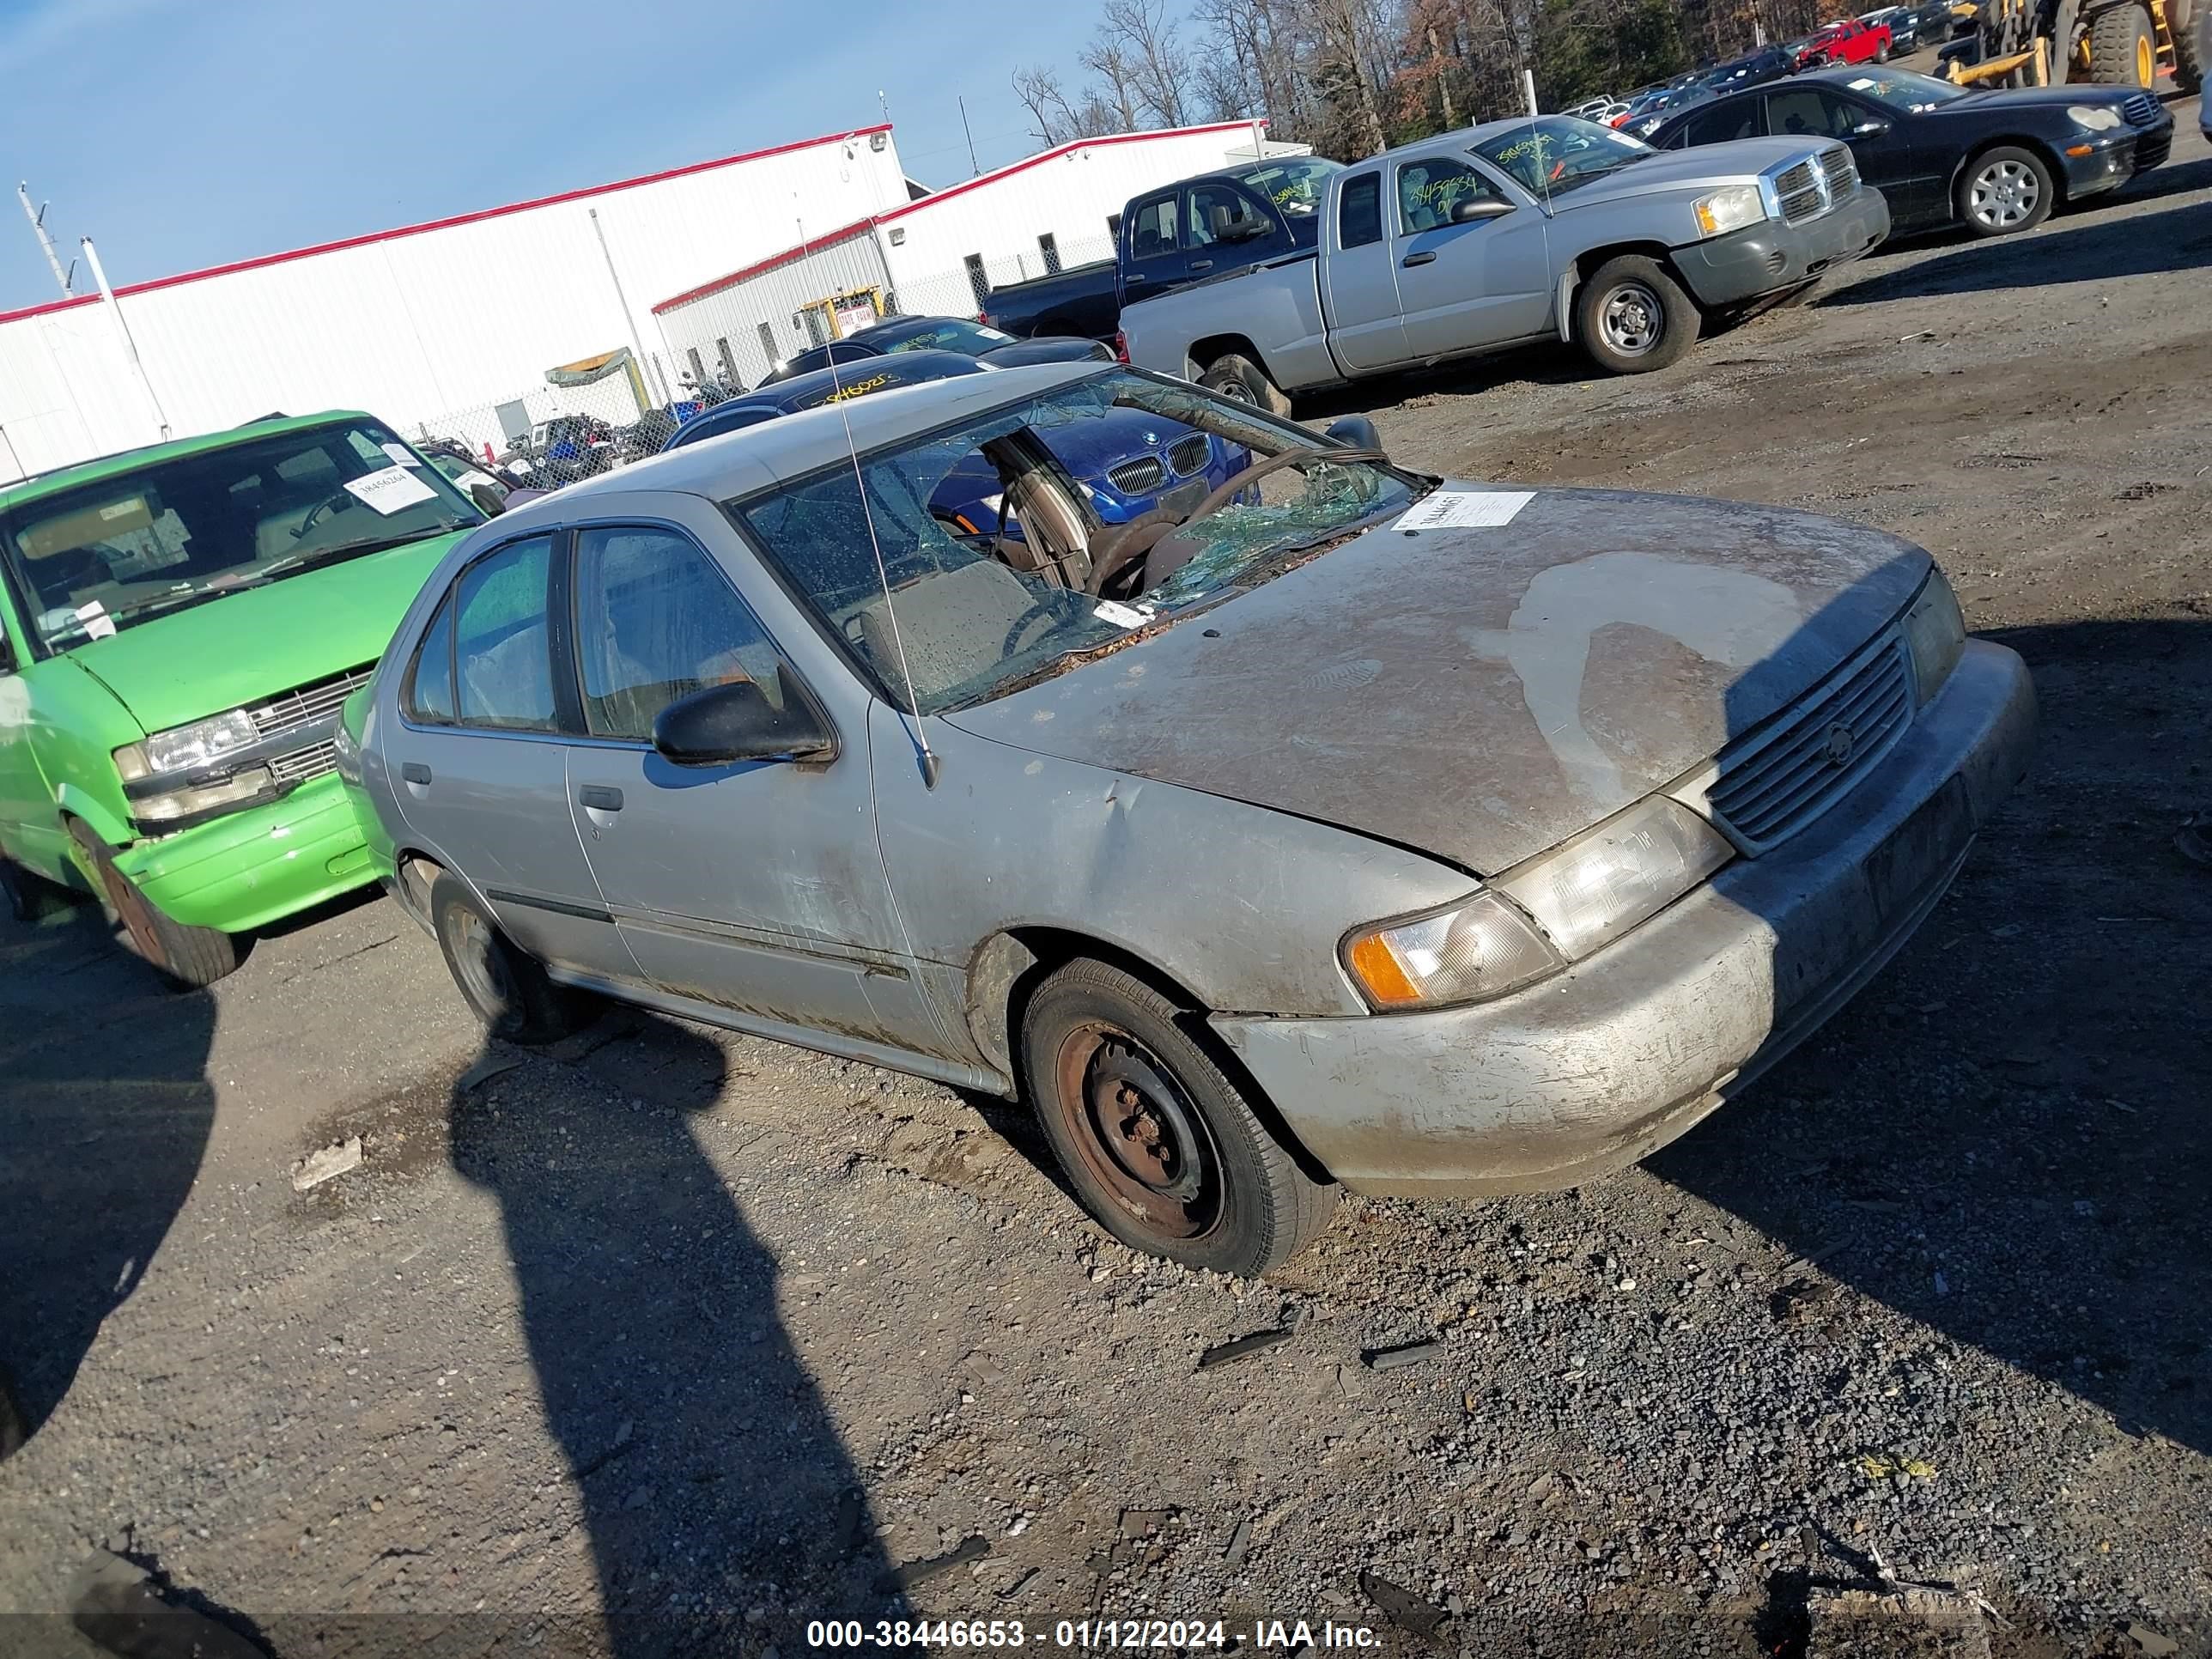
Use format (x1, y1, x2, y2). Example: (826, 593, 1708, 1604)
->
(1343, 796, 1735, 1009)
(124, 709, 260, 775)
(1693, 184, 1770, 237)
(2068, 104, 2124, 131)
(1901, 567, 1966, 704)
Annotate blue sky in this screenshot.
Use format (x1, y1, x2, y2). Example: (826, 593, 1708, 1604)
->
(0, 0, 1121, 311)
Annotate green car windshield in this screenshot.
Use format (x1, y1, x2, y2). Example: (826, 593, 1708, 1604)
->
(1, 421, 480, 651)
(736, 369, 1418, 715)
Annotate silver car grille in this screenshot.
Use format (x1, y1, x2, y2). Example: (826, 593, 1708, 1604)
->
(1107, 455, 1166, 495)
(247, 664, 374, 790)
(1167, 433, 1212, 476)
(1774, 161, 1826, 224)
(1707, 631, 1913, 851)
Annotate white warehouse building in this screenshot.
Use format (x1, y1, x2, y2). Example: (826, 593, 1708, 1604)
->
(0, 125, 908, 482)
(653, 121, 1290, 386)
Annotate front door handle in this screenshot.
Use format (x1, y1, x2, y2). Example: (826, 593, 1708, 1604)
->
(1190, 258, 1213, 271)
(578, 785, 623, 813)
(400, 762, 432, 786)
(1401, 251, 1437, 268)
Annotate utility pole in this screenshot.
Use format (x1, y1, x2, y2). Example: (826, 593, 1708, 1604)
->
(958, 94, 980, 176)
(588, 208, 668, 407)
(82, 237, 169, 441)
(16, 183, 73, 298)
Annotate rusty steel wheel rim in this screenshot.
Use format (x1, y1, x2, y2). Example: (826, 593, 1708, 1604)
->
(1052, 1024, 1223, 1243)
(100, 862, 166, 967)
(448, 906, 513, 1018)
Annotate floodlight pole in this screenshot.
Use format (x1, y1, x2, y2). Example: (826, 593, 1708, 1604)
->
(82, 237, 169, 441)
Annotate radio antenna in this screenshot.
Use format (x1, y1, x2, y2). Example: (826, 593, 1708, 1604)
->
(798, 204, 940, 787)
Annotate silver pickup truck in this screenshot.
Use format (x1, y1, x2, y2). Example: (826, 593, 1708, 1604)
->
(1121, 115, 1889, 403)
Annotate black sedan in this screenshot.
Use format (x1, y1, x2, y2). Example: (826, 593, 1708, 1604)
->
(1647, 66, 2172, 238)
(760, 314, 1111, 386)
(1699, 45, 1798, 94)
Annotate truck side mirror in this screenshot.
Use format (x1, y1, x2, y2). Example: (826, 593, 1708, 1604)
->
(1450, 197, 1516, 224)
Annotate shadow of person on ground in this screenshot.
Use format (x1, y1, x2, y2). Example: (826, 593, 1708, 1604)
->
(0, 893, 216, 1458)
(449, 1008, 903, 1655)
(1650, 615, 2210, 1455)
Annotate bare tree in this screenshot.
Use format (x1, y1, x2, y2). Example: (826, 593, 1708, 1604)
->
(1011, 64, 1073, 145)
(1077, 37, 1143, 131)
(1070, 88, 1124, 137)
(1302, 0, 1390, 154)
(1098, 0, 1194, 126)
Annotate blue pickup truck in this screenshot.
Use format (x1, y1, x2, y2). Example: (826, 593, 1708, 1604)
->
(981, 156, 1345, 344)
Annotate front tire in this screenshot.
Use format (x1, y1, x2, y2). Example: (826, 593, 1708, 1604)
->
(65, 818, 238, 988)
(1197, 352, 1292, 417)
(1956, 145, 2055, 237)
(2085, 2, 2155, 82)
(1019, 957, 1336, 1277)
(1575, 254, 1701, 374)
(429, 872, 582, 1045)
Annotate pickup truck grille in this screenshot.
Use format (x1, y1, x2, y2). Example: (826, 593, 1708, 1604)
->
(1707, 631, 1912, 851)
(1107, 456, 1167, 495)
(1774, 161, 1826, 224)
(247, 664, 374, 790)
(1817, 144, 1859, 202)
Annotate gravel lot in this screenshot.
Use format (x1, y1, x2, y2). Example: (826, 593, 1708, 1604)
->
(3, 107, 2208, 1659)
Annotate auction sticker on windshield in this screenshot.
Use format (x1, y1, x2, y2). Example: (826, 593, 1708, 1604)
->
(343, 465, 439, 515)
(1395, 489, 1533, 531)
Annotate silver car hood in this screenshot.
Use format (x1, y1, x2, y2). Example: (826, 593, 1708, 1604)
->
(941, 486, 1929, 875)
(1552, 138, 1828, 205)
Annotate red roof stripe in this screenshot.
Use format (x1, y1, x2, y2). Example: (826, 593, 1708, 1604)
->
(649, 118, 1268, 315)
(0, 123, 893, 328)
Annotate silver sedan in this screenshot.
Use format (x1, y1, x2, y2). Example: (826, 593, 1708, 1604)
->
(340, 362, 2035, 1276)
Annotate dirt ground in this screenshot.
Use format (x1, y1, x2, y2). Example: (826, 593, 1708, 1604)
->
(3, 110, 2209, 1659)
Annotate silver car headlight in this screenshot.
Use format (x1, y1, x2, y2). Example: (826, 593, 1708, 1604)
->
(1498, 795, 1734, 960)
(2068, 104, 2124, 132)
(1901, 567, 1966, 704)
(1693, 184, 1769, 237)
(1343, 795, 1735, 1010)
(122, 709, 260, 775)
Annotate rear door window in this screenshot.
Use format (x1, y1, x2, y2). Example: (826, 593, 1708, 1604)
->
(404, 592, 458, 724)
(1125, 193, 1180, 264)
(1338, 173, 1384, 248)
(453, 536, 556, 732)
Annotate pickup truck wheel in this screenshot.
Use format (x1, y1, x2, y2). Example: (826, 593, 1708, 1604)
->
(1874, 38, 1892, 59)
(1575, 255, 1701, 374)
(1957, 146, 2053, 236)
(1198, 353, 1292, 418)
(1021, 957, 1336, 1277)
(430, 872, 584, 1045)
(65, 818, 239, 988)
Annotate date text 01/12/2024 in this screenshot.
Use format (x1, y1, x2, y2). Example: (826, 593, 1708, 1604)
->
(805, 1620, 1384, 1650)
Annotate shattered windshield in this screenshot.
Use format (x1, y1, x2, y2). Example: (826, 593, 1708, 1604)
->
(733, 369, 1419, 714)
(1477, 118, 1654, 195)
(0, 421, 481, 651)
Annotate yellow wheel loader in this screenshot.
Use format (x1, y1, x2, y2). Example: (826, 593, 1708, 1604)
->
(1939, 0, 2200, 90)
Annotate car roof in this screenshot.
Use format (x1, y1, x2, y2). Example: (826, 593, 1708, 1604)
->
(716, 349, 989, 417)
(0, 409, 374, 513)
(526, 361, 1115, 514)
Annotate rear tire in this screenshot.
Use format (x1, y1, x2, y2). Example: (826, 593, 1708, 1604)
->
(1198, 352, 1292, 417)
(1955, 145, 2055, 236)
(1019, 957, 1336, 1277)
(2085, 2, 2155, 82)
(1575, 254, 1701, 374)
(429, 872, 582, 1045)
(65, 818, 238, 988)
(2170, 0, 2203, 90)
(1875, 39, 1893, 59)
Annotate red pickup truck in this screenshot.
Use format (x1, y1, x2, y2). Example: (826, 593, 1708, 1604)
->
(1795, 15, 1894, 65)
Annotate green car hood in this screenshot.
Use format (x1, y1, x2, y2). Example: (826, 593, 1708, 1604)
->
(60, 532, 465, 734)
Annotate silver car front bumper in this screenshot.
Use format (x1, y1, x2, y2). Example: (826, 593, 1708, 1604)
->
(1211, 639, 2037, 1197)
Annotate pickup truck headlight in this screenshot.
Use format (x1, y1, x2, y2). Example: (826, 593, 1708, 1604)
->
(2068, 104, 2124, 131)
(1901, 568, 1966, 703)
(1693, 184, 1769, 237)
(123, 709, 259, 775)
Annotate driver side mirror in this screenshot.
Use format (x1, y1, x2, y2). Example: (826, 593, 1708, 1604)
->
(1450, 197, 1516, 224)
(652, 670, 837, 767)
(1322, 415, 1382, 451)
